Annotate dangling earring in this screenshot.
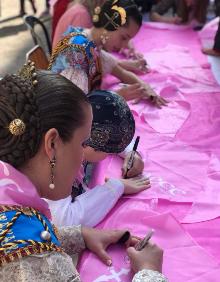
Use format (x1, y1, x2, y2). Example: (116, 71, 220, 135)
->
(100, 30, 109, 45)
(49, 157, 56, 190)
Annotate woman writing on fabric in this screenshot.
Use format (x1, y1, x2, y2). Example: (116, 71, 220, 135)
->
(0, 64, 168, 281)
(48, 89, 150, 228)
(52, 0, 148, 74)
(49, 0, 168, 108)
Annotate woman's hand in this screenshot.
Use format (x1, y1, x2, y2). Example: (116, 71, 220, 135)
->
(82, 227, 140, 266)
(116, 84, 146, 101)
(119, 59, 150, 74)
(121, 175, 151, 195)
(122, 152, 144, 178)
(133, 84, 169, 108)
(127, 242, 164, 273)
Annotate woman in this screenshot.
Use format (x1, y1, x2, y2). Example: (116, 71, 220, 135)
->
(49, 0, 167, 108)
(52, 0, 101, 42)
(48, 90, 150, 228)
(52, 0, 146, 70)
(0, 63, 168, 281)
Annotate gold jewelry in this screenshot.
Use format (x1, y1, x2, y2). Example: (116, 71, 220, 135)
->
(18, 60, 38, 87)
(93, 14, 99, 23)
(93, 5, 101, 23)
(8, 119, 26, 136)
(94, 6, 101, 15)
(100, 30, 109, 45)
(49, 157, 56, 190)
(111, 5, 126, 25)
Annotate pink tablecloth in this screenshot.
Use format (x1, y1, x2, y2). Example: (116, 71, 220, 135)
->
(79, 22, 220, 281)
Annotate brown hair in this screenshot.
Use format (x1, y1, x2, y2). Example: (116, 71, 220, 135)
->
(0, 70, 89, 168)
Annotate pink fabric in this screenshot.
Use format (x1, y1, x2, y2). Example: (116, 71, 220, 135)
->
(52, 3, 92, 48)
(78, 211, 220, 281)
(79, 22, 220, 280)
(0, 161, 51, 219)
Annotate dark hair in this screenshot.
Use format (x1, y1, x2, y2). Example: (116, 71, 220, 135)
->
(0, 70, 89, 168)
(93, 0, 142, 31)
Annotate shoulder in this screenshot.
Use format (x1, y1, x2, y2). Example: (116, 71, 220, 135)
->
(0, 206, 62, 267)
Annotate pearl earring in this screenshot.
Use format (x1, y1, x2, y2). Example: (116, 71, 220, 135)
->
(49, 157, 56, 189)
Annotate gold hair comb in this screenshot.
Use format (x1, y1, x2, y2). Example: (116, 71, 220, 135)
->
(18, 60, 38, 87)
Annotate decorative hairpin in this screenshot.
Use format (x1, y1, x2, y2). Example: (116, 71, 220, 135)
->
(111, 5, 126, 25)
(8, 118, 26, 136)
(18, 60, 38, 87)
(104, 12, 120, 30)
(93, 6, 101, 23)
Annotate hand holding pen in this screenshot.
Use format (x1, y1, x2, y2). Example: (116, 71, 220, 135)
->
(135, 229, 154, 251)
(123, 136, 144, 179)
(126, 229, 164, 274)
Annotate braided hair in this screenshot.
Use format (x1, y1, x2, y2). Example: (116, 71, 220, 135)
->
(93, 0, 142, 31)
(0, 70, 89, 168)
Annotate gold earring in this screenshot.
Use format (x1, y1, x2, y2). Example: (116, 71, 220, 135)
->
(49, 157, 56, 189)
(100, 31, 109, 45)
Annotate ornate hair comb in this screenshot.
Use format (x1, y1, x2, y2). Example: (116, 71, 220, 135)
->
(18, 60, 38, 87)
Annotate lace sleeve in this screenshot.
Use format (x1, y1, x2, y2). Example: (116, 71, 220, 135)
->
(133, 270, 168, 282)
(100, 50, 118, 75)
(0, 252, 82, 282)
(58, 225, 86, 256)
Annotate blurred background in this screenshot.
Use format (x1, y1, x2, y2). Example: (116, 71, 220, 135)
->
(0, 0, 51, 75)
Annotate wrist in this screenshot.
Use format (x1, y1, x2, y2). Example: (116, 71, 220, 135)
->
(137, 263, 161, 273)
(134, 269, 168, 282)
(81, 226, 91, 247)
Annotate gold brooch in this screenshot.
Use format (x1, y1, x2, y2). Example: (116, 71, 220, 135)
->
(8, 119, 26, 136)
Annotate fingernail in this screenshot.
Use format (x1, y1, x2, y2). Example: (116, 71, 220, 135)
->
(107, 260, 112, 266)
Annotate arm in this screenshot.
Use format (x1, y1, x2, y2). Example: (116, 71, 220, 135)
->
(133, 270, 168, 282)
(120, 40, 145, 61)
(58, 225, 86, 256)
(101, 49, 147, 76)
(112, 64, 168, 107)
(49, 179, 124, 228)
(112, 64, 156, 98)
(0, 252, 82, 282)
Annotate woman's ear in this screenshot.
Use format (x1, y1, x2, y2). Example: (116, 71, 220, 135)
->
(44, 128, 60, 160)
